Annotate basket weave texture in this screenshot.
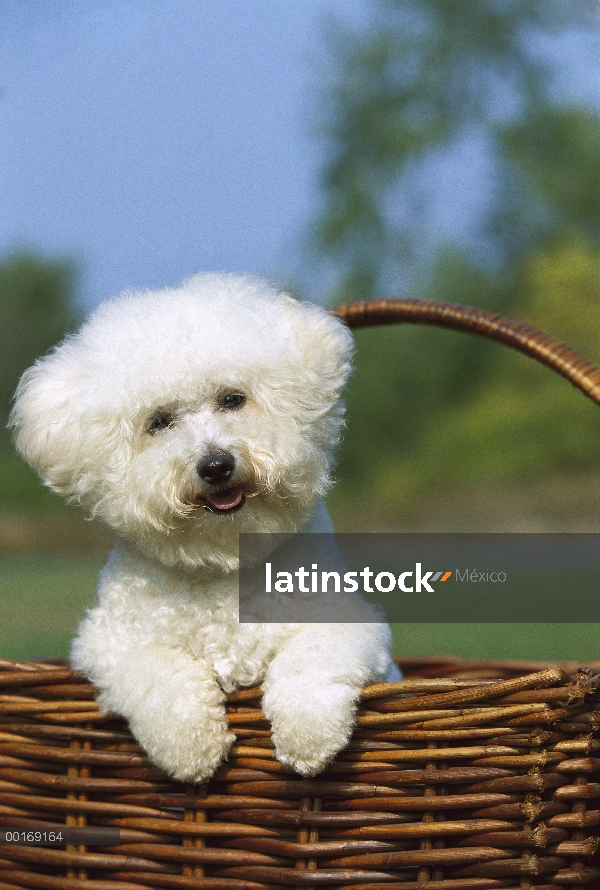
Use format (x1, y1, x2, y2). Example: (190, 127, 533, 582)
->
(0, 657, 598, 890)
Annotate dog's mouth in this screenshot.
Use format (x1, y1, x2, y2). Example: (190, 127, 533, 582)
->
(200, 486, 246, 513)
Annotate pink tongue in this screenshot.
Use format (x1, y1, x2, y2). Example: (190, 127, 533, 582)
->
(207, 486, 244, 511)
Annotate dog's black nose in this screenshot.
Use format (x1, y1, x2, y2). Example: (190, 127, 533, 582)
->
(197, 450, 235, 486)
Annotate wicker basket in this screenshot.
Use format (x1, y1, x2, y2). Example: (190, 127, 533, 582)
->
(1, 299, 599, 889)
(0, 656, 599, 889)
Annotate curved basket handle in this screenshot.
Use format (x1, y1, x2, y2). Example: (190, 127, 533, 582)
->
(332, 298, 600, 407)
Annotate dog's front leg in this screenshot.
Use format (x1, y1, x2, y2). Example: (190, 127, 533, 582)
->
(73, 626, 234, 782)
(262, 624, 391, 776)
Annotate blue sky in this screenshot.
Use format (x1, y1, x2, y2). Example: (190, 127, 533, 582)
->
(1, 1, 597, 308)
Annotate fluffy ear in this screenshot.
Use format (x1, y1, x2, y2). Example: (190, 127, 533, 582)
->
(9, 343, 92, 499)
(279, 296, 354, 402)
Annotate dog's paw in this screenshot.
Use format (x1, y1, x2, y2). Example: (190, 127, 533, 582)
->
(191, 726, 236, 783)
(136, 713, 234, 783)
(275, 744, 341, 778)
(114, 690, 234, 783)
(263, 681, 359, 777)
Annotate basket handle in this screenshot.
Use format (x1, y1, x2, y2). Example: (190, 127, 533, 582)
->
(332, 298, 600, 407)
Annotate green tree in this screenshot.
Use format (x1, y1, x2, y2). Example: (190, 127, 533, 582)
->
(311, 0, 599, 520)
(493, 106, 600, 256)
(0, 253, 81, 507)
(329, 237, 599, 530)
(0, 252, 80, 441)
(368, 240, 598, 503)
(315, 0, 597, 300)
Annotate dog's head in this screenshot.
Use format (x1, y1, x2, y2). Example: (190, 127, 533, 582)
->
(10, 274, 353, 570)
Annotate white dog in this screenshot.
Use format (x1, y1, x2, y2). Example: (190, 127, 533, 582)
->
(11, 273, 397, 781)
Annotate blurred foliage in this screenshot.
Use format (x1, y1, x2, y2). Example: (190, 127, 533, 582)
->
(0, 252, 81, 503)
(0, 252, 80, 434)
(336, 238, 599, 515)
(492, 106, 600, 258)
(316, 0, 597, 297)
(312, 0, 599, 519)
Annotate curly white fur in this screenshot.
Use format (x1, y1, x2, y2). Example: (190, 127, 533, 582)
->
(11, 273, 398, 782)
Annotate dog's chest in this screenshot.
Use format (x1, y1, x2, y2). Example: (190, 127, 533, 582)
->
(175, 579, 285, 691)
(103, 550, 292, 692)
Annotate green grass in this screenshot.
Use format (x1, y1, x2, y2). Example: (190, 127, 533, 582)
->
(0, 554, 103, 661)
(1, 554, 597, 665)
(391, 623, 599, 662)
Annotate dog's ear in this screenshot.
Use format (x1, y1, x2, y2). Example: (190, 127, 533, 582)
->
(279, 296, 354, 401)
(9, 343, 99, 501)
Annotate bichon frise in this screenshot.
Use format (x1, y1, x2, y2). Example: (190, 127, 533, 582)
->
(11, 273, 397, 781)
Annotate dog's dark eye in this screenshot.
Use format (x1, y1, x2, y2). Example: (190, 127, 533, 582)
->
(219, 393, 245, 411)
(147, 411, 175, 434)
